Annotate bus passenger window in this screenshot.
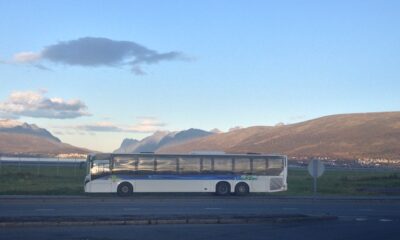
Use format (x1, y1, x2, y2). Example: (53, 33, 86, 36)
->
(267, 158, 284, 175)
(179, 157, 200, 174)
(234, 158, 251, 174)
(201, 158, 212, 173)
(137, 157, 154, 174)
(113, 157, 137, 173)
(214, 158, 233, 174)
(252, 158, 267, 175)
(156, 157, 177, 174)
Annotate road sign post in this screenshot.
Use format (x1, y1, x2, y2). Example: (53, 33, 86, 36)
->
(307, 159, 325, 197)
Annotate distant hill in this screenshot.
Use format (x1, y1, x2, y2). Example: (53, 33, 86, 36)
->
(0, 119, 60, 142)
(114, 131, 170, 153)
(117, 139, 140, 153)
(0, 119, 90, 156)
(158, 128, 214, 148)
(159, 112, 400, 160)
(114, 128, 214, 153)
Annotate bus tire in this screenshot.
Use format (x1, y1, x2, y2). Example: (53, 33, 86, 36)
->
(117, 182, 133, 197)
(235, 182, 249, 196)
(216, 181, 230, 196)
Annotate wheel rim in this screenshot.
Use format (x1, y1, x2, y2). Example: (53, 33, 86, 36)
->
(219, 184, 228, 194)
(121, 186, 129, 193)
(236, 184, 248, 194)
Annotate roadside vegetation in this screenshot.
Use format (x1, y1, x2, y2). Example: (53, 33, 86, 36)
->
(0, 165, 399, 196)
(0, 166, 85, 195)
(281, 168, 400, 196)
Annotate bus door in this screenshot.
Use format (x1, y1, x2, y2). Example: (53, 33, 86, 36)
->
(89, 159, 112, 192)
(250, 158, 268, 191)
(201, 157, 214, 192)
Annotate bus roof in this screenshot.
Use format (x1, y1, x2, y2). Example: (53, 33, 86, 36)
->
(89, 152, 286, 160)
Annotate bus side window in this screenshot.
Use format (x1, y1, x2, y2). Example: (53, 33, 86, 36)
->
(214, 158, 233, 174)
(137, 157, 155, 175)
(113, 156, 137, 174)
(234, 158, 251, 174)
(156, 157, 177, 174)
(201, 158, 213, 173)
(179, 157, 200, 174)
(267, 157, 284, 175)
(252, 158, 267, 175)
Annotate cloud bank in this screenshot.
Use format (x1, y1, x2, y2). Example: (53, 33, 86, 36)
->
(0, 90, 90, 119)
(71, 117, 166, 134)
(12, 37, 186, 75)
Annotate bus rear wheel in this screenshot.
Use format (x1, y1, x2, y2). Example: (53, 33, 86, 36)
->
(235, 182, 249, 196)
(117, 182, 133, 197)
(216, 181, 231, 196)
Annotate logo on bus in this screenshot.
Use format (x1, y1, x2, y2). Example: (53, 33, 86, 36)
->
(240, 175, 257, 180)
(110, 175, 121, 182)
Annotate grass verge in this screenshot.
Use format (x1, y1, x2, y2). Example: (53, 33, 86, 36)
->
(0, 166, 85, 195)
(278, 168, 400, 196)
(0, 165, 399, 196)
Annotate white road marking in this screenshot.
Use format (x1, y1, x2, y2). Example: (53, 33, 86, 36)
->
(355, 217, 367, 221)
(35, 209, 55, 211)
(123, 208, 140, 211)
(204, 208, 221, 210)
(379, 219, 392, 222)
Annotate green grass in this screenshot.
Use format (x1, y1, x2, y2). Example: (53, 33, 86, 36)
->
(0, 165, 86, 195)
(0, 165, 399, 195)
(277, 168, 400, 196)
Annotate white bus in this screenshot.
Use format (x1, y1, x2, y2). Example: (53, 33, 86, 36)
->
(84, 153, 287, 196)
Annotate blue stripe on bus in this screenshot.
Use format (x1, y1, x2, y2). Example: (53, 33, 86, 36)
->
(95, 174, 258, 181)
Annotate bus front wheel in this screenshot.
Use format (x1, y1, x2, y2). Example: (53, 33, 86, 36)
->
(117, 182, 133, 197)
(216, 181, 231, 196)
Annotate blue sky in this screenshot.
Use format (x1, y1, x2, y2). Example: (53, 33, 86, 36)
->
(0, 0, 399, 152)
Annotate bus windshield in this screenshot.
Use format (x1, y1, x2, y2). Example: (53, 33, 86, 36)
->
(89, 155, 111, 177)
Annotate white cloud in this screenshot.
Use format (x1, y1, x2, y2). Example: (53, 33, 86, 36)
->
(0, 119, 23, 128)
(76, 122, 123, 132)
(13, 52, 41, 63)
(128, 117, 166, 133)
(62, 117, 166, 134)
(0, 90, 90, 119)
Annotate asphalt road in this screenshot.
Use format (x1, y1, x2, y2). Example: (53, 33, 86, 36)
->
(0, 196, 399, 240)
(1, 220, 400, 240)
(0, 195, 399, 219)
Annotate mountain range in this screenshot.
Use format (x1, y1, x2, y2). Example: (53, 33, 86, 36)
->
(0, 119, 89, 156)
(157, 112, 400, 160)
(114, 128, 214, 153)
(0, 119, 60, 142)
(2, 111, 400, 160)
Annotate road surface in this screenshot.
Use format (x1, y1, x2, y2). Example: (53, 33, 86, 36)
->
(0, 196, 399, 240)
(0, 195, 399, 218)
